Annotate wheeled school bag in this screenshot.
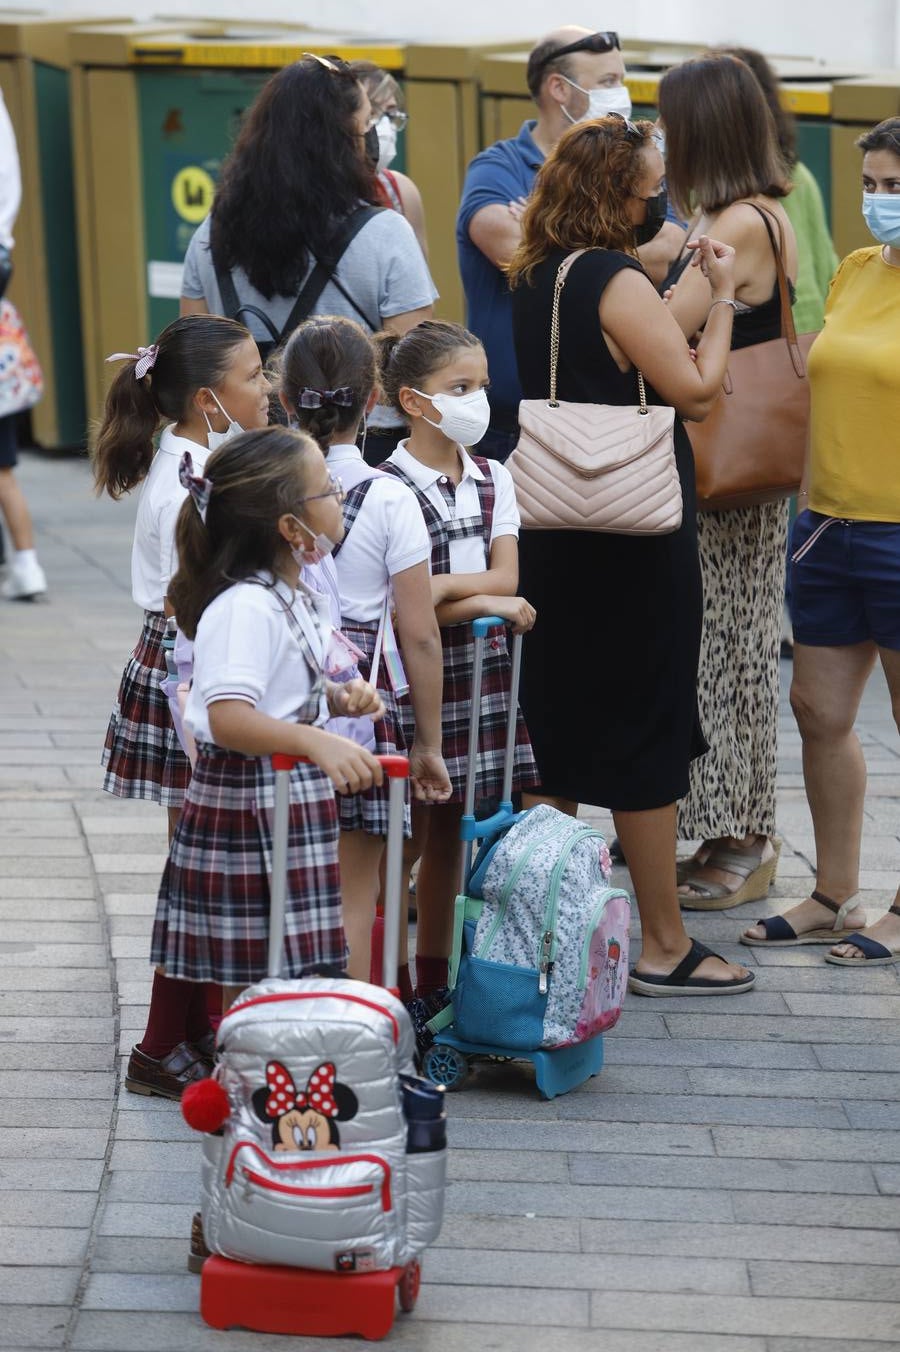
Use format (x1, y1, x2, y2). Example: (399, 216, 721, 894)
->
(422, 619, 632, 1100)
(182, 754, 447, 1340)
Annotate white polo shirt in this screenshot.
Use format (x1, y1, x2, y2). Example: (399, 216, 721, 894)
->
(386, 441, 519, 573)
(131, 425, 208, 613)
(324, 443, 430, 625)
(186, 575, 330, 745)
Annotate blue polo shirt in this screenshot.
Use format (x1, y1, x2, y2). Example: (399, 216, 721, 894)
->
(457, 121, 544, 429)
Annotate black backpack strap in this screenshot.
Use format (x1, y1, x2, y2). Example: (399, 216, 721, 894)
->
(211, 205, 383, 347)
(288, 205, 382, 336)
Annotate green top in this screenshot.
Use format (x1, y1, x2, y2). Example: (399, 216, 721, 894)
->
(783, 160, 839, 333)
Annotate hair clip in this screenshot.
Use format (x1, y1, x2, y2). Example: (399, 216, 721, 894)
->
(178, 451, 213, 523)
(298, 386, 354, 409)
(105, 344, 159, 380)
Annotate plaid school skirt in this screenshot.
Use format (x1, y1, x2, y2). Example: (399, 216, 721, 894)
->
(101, 611, 190, 807)
(336, 618, 410, 838)
(151, 744, 345, 984)
(397, 620, 539, 804)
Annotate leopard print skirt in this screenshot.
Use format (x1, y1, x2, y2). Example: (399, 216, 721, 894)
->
(677, 500, 788, 840)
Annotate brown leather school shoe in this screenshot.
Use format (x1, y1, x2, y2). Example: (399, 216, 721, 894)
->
(125, 1041, 212, 1100)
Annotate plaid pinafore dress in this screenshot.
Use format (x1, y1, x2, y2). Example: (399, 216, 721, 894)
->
(151, 582, 345, 984)
(102, 611, 190, 807)
(381, 457, 538, 802)
(331, 479, 410, 837)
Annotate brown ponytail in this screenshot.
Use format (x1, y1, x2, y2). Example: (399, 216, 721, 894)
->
(278, 316, 376, 451)
(92, 314, 252, 500)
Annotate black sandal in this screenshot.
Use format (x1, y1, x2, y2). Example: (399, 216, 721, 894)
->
(628, 939, 755, 997)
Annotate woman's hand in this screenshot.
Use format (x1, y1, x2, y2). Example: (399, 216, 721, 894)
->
(327, 678, 385, 721)
(303, 728, 384, 795)
(487, 595, 537, 634)
(686, 234, 736, 299)
(409, 744, 452, 803)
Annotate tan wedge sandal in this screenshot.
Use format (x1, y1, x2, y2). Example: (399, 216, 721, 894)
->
(678, 838, 781, 911)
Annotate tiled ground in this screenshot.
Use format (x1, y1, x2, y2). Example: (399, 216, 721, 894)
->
(1, 449, 899, 1351)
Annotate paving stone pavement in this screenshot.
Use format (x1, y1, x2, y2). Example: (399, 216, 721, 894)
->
(1, 449, 899, 1352)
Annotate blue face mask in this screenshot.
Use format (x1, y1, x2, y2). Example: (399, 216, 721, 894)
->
(862, 191, 900, 247)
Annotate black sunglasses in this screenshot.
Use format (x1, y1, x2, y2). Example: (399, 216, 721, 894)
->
(607, 111, 643, 143)
(535, 30, 620, 75)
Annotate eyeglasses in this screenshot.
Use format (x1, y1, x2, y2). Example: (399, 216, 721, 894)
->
(533, 30, 620, 77)
(375, 108, 408, 132)
(297, 476, 345, 507)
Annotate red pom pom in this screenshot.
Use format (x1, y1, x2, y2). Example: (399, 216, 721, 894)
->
(181, 1078, 230, 1132)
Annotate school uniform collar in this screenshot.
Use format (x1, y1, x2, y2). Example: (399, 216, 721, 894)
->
(158, 423, 210, 466)
(325, 443, 365, 466)
(392, 440, 485, 489)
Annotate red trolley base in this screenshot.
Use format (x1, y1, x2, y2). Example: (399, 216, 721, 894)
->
(200, 1254, 420, 1340)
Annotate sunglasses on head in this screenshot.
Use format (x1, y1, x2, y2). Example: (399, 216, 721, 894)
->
(303, 52, 355, 78)
(535, 30, 620, 74)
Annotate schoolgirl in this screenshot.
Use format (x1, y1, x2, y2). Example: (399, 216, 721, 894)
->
(92, 314, 270, 1098)
(153, 427, 384, 1005)
(376, 320, 539, 1023)
(278, 315, 451, 989)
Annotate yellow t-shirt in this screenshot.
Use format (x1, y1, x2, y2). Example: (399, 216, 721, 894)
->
(808, 245, 900, 522)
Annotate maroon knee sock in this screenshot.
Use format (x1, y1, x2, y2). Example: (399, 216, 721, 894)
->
(415, 955, 448, 998)
(203, 982, 223, 1032)
(138, 972, 195, 1060)
(397, 963, 414, 1004)
(186, 982, 215, 1042)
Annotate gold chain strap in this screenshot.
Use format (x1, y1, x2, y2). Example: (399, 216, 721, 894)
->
(549, 252, 649, 416)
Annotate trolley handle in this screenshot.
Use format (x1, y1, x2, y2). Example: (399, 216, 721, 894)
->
(471, 615, 505, 637)
(268, 753, 410, 985)
(272, 752, 410, 777)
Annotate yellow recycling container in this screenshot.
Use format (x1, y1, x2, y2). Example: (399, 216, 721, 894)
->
(0, 11, 127, 448)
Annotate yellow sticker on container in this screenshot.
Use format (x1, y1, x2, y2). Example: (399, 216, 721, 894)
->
(171, 166, 216, 224)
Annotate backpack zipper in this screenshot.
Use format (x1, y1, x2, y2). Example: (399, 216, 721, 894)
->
(539, 827, 606, 991)
(477, 818, 566, 958)
(219, 990, 400, 1045)
(241, 1168, 376, 1203)
(225, 1141, 393, 1210)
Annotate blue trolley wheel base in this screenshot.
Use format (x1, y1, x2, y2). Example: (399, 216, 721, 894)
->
(200, 1255, 421, 1339)
(423, 1029, 605, 1101)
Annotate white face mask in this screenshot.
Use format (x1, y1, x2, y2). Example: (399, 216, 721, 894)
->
(376, 115, 398, 172)
(289, 515, 338, 567)
(203, 391, 243, 452)
(413, 387, 491, 447)
(561, 77, 632, 125)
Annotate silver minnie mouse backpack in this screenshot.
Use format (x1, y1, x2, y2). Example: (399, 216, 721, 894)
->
(182, 755, 446, 1338)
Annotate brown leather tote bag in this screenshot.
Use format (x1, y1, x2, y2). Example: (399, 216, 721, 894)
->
(686, 204, 814, 512)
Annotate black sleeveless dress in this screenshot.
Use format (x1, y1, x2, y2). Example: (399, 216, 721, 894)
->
(511, 248, 707, 811)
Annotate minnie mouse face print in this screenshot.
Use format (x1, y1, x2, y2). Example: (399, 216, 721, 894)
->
(251, 1060, 359, 1152)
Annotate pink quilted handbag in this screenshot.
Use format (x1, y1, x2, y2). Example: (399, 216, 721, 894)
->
(508, 249, 682, 537)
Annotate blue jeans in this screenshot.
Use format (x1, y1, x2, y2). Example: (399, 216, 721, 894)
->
(475, 425, 519, 463)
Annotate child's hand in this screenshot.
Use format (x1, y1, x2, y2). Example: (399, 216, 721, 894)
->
(306, 730, 384, 795)
(488, 595, 537, 634)
(409, 745, 452, 803)
(328, 678, 385, 721)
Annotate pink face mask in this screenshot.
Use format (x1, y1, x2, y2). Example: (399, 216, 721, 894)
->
(289, 515, 337, 566)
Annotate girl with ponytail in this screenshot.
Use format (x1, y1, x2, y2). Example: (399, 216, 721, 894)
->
(278, 315, 450, 994)
(93, 313, 270, 1100)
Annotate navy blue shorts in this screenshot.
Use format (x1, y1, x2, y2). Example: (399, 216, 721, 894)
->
(791, 509, 900, 651)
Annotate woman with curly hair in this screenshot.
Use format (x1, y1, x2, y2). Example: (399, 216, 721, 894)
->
(181, 55, 436, 461)
(508, 114, 754, 996)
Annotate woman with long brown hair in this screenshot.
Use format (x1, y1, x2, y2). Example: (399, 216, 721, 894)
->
(656, 54, 798, 910)
(509, 114, 754, 995)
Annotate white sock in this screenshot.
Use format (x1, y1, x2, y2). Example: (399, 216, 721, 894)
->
(14, 548, 37, 567)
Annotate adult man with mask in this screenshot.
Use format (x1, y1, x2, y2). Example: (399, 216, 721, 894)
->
(457, 27, 684, 459)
